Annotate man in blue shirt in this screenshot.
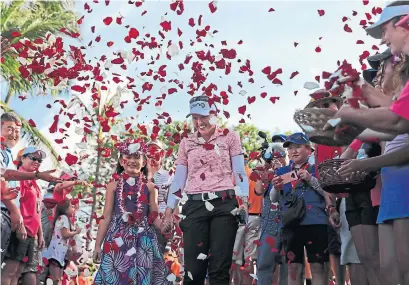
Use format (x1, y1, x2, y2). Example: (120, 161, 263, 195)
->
(272, 133, 335, 285)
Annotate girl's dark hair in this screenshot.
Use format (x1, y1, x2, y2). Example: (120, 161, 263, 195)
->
(17, 155, 28, 169)
(366, 143, 382, 158)
(53, 198, 73, 229)
(116, 154, 148, 178)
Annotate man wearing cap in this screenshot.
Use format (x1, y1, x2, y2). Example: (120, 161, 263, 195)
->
(163, 95, 249, 285)
(272, 133, 335, 285)
(272, 135, 287, 143)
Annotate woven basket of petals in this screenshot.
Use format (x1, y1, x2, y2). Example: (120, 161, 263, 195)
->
(317, 159, 375, 193)
(294, 108, 364, 146)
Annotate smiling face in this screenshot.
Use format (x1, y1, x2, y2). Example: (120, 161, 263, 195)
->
(21, 152, 42, 172)
(120, 153, 146, 176)
(1, 121, 21, 149)
(192, 114, 216, 137)
(287, 144, 312, 165)
(382, 20, 409, 54)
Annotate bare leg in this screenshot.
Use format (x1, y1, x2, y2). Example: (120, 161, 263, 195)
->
(21, 272, 37, 285)
(310, 263, 328, 285)
(230, 264, 241, 285)
(330, 254, 346, 285)
(1, 259, 21, 285)
(348, 263, 368, 285)
(242, 260, 256, 285)
(393, 218, 409, 285)
(48, 264, 63, 285)
(11, 263, 24, 285)
(273, 264, 279, 285)
(378, 223, 402, 285)
(351, 225, 382, 285)
(288, 263, 303, 285)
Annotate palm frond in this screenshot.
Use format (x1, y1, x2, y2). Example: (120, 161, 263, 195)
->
(0, 100, 59, 166)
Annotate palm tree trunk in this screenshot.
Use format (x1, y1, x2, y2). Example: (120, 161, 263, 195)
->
(86, 128, 102, 250)
(4, 89, 13, 105)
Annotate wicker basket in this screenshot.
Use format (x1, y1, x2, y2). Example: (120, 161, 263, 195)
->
(317, 159, 374, 193)
(294, 108, 363, 146)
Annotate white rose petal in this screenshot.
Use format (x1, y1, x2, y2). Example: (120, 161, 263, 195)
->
(137, 227, 145, 234)
(126, 177, 136, 186)
(128, 143, 140, 154)
(234, 186, 241, 196)
(122, 212, 130, 223)
(167, 273, 176, 282)
(207, 192, 218, 200)
(327, 118, 342, 127)
(303, 82, 320, 90)
(239, 90, 247, 96)
(178, 214, 186, 220)
(198, 137, 206, 144)
(231, 207, 239, 216)
(209, 116, 218, 125)
(188, 271, 194, 280)
(104, 60, 113, 69)
(114, 237, 124, 247)
(46, 278, 53, 285)
(125, 247, 137, 256)
(197, 253, 207, 260)
(167, 44, 179, 57)
(249, 273, 258, 280)
(205, 201, 214, 211)
(84, 268, 90, 277)
(214, 144, 220, 156)
(76, 143, 87, 149)
(1, 262, 5, 269)
(300, 124, 315, 132)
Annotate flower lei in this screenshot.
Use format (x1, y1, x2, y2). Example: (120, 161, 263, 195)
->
(117, 173, 145, 226)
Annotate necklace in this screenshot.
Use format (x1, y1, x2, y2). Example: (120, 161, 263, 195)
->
(117, 173, 145, 226)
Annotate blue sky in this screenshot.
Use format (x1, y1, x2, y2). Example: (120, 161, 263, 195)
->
(2, 0, 386, 171)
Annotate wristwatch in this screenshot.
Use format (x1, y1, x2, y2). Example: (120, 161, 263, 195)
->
(34, 171, 40, 180)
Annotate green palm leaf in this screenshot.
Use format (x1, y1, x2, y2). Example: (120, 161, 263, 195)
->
(0, 100, 59, 166)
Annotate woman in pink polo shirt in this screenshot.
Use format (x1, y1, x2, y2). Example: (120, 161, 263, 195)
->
(162, 95, 249, 285)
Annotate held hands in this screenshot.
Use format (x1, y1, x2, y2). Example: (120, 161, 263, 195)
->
(17, 226, 27, 241)
(76, 180, 92, 187)
(161, 209, 174, 235)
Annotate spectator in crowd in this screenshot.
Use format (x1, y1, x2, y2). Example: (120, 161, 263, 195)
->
(336, 4, 409, 284)
(255, 143, 288, 285)
(273, 133, 333, 285)
(306, 91, 345, 285)
(42, 198, 81, 285)
(146, 140, 173, 254)
(2, 147, 45, 285)
(163, 95, 249, 285)
(231, 153, 262, 285)
(272, 135, 287, 143)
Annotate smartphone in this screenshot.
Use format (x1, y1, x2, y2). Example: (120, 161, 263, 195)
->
(279, 171, 298, 184)
(238, 208, 248, 225)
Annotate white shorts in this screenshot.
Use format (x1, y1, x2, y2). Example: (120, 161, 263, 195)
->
(232, 215, 261, 263)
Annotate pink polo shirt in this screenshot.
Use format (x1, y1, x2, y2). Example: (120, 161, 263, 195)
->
(175, 127, 243, 194)
(390, 80, 409, 121)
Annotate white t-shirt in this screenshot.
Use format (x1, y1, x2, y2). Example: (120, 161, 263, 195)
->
(153, 169, 173, 213)
(43, 215, 71, 266)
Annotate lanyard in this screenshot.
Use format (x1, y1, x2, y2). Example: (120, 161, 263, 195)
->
(290, 162, 310, 190)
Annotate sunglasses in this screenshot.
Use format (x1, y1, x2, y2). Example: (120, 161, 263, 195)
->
(27, 154, 43, 163)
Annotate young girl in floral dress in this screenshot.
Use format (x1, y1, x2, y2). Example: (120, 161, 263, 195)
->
(93, 139, 172, 285)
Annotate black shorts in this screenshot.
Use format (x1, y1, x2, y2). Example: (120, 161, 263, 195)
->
(345, 191, 379, 229)
(327, 226, 341, 256)
(6, 231, 36, 265)
(1, 208, 12, 263)
(282, 224, 329, 264)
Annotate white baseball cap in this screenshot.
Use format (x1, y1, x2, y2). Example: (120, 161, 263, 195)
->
(186, 96, 214, 118)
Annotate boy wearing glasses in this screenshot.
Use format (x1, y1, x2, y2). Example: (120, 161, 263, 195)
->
(272, 133, 334, 285)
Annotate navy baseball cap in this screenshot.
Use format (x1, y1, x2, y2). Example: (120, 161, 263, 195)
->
(367, 48, 392, 70)
(283, 133, 313, 150)
(366, 5, 409, 39)
(271, 134, 287, 142)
